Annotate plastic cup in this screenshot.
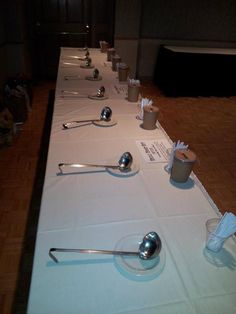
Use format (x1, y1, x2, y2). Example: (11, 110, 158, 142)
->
(205, 218, 226, 252)
(100, 41, 109, 53)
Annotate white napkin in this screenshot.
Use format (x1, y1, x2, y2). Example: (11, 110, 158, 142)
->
(166, 140, 189, 172)
(117, 62, 128, 70)
(99, 41, 107, 47)
(128, 78, 140, 86)
(214, 212, 236, 237)
(136, 98, 153, 120)
(206, 212, 236, 252)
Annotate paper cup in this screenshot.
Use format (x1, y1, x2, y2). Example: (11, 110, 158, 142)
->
(127, 85, 140, 102)
(111, 55, 121, 71)
(170, 149, 196, 183)
(142, 106, 159, 130)
(100, 41, 109, 53)
(118, 63, 129, 82)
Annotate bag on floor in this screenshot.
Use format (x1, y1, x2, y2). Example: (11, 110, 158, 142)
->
(3, 77, 31, 123)
(0, 104, 14, 146)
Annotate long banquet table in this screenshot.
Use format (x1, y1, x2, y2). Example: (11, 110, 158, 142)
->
(27, 48, 236, 314)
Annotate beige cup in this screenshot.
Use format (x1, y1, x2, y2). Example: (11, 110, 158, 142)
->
(118, 63, 129, 82)
(100, 41, 109, 53)
(107, 48, 116, 61)
(170, 149, 196, 183)
(127, 84, 140, 102)
(111, 55, 121, 71)
(142, 106, 159, 130)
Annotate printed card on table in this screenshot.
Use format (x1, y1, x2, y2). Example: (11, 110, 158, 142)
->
(111, 84, 127, 95)
(136, 138, 171, 162)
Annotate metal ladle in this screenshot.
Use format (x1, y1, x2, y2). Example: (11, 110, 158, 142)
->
(62, 106, 112, 129)
(77, 50, 90, 60)
(85, 57, 92, 67)
(85, 50, 90, 58)
(61, 86, 105, 98)
(49, 231, 162, 263)
(58, 151, 133, 173)
(93, 68, 99, 79)
(96, 86, 105, 97)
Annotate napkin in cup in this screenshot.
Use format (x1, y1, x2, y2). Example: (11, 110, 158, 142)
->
(128, 78, 140, 86)
(165, 140, 189, 172)
(117, 62, 128, 70)
(206, 212, 236, 252)
(136, 98, 153, 120)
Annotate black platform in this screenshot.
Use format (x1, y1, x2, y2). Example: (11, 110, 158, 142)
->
(154, 45, 236, 97)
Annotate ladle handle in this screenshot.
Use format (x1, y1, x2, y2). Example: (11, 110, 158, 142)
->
(63, 119, 100, 129)
(64, 75, 81, 80)
(60, 90, 88, 97)
(58, 162, 119, 173)
(49, 248, 139, 263)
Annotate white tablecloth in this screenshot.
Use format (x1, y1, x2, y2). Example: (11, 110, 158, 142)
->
(27, 48, 236, 314)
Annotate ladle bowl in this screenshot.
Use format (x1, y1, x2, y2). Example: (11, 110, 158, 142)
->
(118, 152, 133, 171)
(96, 86, 105, 97)
(85, 57, 92, 66)
(49, 231, 162, 263)
(138, 231, 162, 260)
(93, 68, 99, 79)
(100, 106, 112, 121)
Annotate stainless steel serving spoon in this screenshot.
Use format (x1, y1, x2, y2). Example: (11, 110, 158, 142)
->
(76, 49, 90, 60)
(93, 68, 99, 79)
(61, 86, 105, 98)
(49, 231, 162, 263)
(96, 86, 105, 97)
(62, 106, 112, 129)
(64, 75, 81, 80)
(85, 57, 92, 66)
(58, 151, 133, 173)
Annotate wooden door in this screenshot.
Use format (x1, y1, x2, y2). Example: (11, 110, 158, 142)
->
(27, 0, 115, 78)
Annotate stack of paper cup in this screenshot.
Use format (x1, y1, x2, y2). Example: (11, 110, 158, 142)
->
(118, 63, 129, 82)
(170, 149, 196, 182)
(142, 105, 159, 130)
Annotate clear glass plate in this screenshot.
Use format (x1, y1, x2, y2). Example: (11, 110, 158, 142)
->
(85, 76, 102, 81)
(92, 119, 117, 127)
(88, 95, 109, 100)
(106, 162, 139, 177)
(80, 64, 95, 69)
(114, 234, 165, 277)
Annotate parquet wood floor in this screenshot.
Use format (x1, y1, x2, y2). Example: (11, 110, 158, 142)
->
(0, 81, 55, 313)
(0, 79, 235, 313)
